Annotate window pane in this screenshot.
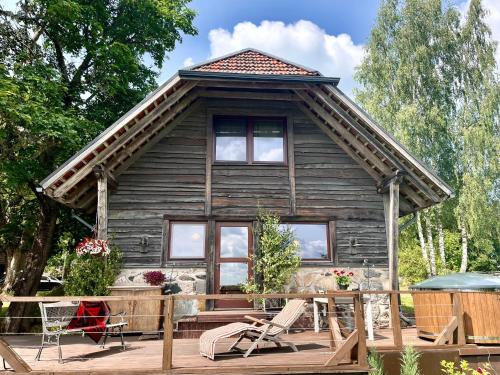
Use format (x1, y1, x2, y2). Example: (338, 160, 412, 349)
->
(220, 226, 248, 258)
(170, 223, 206, 258)
(282, 224, 329, 260)
(253, 119, 284, 162)
(220, 263, 248, 286)
(215, 118, 247, 161)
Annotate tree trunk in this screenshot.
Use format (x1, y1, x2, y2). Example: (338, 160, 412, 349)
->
(2, 196, 59, 333)
(425, 214, 436, 276)
(416, 211, 430, 276)
(460, 218, 468, 273)
(436, 206, 446, 268)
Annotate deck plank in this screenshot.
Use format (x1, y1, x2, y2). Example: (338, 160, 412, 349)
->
(0, 328, 468, 374)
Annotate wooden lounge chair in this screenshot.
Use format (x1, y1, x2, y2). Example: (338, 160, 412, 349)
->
(199, 299, 306, 360)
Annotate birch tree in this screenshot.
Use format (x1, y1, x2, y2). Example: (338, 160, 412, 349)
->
(356, 0, 499, 278)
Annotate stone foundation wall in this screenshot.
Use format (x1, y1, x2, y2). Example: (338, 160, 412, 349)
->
(114, 267, 207, 319)
(115, 266, 390, 325)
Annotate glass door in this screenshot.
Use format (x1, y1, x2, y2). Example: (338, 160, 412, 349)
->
(215, 223, 253, 309)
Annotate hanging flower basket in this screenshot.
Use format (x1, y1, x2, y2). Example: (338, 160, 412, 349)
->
(75, 238, 111, 257)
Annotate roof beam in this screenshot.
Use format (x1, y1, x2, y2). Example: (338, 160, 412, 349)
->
(51, 81, 198, 199)
(323, 84, 453, 198)
(197, 89, 300, 101)
(294, 89, 393, 175)
(295, 102, 383, 183)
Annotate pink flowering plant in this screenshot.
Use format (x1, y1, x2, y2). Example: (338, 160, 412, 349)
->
(75, 238, 111, 257)
(333, 269, 354, 288)
(143, 271, 167, 286)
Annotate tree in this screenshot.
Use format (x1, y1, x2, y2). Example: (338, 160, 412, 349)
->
(0, 0, 196, 332)
(243, 210, 300, 295)
(355, 0, 499, 280)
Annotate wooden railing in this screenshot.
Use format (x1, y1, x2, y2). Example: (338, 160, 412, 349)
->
(0, 290, 496, 374)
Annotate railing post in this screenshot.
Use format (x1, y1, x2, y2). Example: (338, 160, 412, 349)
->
(390, 292, 403, 348)
(354, 293, 367, 367)
(162, 296, 175, 370)
(452, 293, 466, 346)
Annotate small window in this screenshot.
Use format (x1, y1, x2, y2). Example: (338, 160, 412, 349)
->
(169, 222, 206, 259)
(253, 119, 285, 162)
(214, 116, 285, 164)
(282, 223, 330, 261)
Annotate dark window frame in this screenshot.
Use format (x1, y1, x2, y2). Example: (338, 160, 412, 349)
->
(167, 221, 208, 261)
(213, 115, 287, 165)
(282, 222, 332, 262)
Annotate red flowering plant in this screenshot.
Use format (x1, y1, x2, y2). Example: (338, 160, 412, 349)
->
(333, 269, 354, 290)
(143, 271, 167, 286)
(75, 238, 111, 257)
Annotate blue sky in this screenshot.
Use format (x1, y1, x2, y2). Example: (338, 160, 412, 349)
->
(3, 0, 499, 97)
(157, 0, 499, 97)
(158, 0, 381, 94)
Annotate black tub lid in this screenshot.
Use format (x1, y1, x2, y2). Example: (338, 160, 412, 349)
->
(410, 273, 500, 290)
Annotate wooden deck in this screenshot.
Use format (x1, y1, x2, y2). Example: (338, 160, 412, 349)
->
(2, 328, 436, 374)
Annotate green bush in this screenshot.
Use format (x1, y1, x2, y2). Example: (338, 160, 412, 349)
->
(398, 236, 429, 287)
(368, 349, 386, 375)
(400, 346, 421, 375)
(63, 245, 122, 296)
(243, 210, 300, 294)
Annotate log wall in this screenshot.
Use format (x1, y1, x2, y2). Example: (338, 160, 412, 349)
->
(108, 98, 387, 267)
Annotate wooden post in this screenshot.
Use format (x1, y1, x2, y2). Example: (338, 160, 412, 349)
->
(162, 296, 175, 370)
(384, 177, 401, 291)
(286, 116, 296, 215)
(390, 292, 403, 348)
(452, 293, 466, 346)
(205, 112, 213, 216)
(0, 338, 31, 372)
(354, 294, 367, 367)
(94, 166, 108, 240)
(327, 297, 342, 350)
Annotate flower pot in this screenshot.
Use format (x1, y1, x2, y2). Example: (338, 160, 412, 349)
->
(338, 284, 349, 290)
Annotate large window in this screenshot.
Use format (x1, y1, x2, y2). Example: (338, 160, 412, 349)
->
(169, 222, 206, 259)
(214, 116, 285, 163)
(282, 223, 330, 261)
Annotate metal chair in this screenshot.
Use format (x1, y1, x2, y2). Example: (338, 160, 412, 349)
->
(36, 301, 81, 363)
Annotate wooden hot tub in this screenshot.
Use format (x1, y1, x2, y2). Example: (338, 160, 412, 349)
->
(411, 273, 500, 344)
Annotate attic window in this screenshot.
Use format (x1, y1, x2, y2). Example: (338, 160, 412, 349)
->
(214, 116, 286, 164)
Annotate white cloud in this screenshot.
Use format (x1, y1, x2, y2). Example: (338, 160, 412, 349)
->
(207, 20, 364, 96)
(183, 57, 194, 67)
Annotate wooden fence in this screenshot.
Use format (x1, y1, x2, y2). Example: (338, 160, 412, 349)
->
(0, 290, 495, 374)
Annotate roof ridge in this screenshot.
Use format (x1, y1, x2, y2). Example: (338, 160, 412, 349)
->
(186, 48, 320, 76)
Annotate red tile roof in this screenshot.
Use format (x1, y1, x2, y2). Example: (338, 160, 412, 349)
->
(191, 49, 319, 76)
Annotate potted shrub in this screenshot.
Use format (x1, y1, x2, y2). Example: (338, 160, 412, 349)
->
(243, 210, 300, 310)
(333, 269, 354, 290)
(143, 270, 167, 286)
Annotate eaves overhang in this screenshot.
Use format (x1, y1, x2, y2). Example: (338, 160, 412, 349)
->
(178, 69, 340, 85)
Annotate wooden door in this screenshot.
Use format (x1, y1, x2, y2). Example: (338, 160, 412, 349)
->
(215, 222, 253, 309)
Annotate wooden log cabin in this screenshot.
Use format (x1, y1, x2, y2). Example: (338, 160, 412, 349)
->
(39, 49, 453, 311)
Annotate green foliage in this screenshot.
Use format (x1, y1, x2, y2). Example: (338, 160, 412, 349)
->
(63, 245, 122, 296)
(441, 360, 491, 375)
(400, 346, 421, 375)
(368, 349, 386, 375)
(243, 210, 300, 294)
(357, 0, 499, 276)
(399, 234, 429, 287)
(0, 0, 197, 297)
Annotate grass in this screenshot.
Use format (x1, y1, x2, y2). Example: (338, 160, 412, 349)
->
(400, 293, 415, 315)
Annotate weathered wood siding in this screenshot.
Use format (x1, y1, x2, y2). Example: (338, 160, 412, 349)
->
(109, 97, 387, 267)
(292, 114, 387, 266)
(209, 99, 292, 217)
(108, 108, 207, 266)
